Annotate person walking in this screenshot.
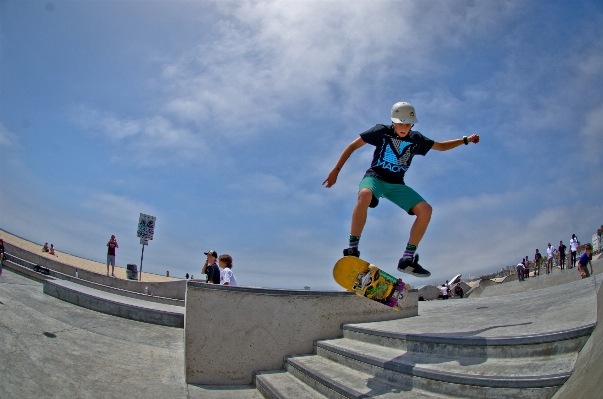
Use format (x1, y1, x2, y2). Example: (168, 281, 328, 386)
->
(558, 240, 567, 270)
(106, 235, 118, 277)
(323, 101, 479, 277)
(534, 249, 542, 276)
(569, 234, 578, 268)
(546, 243, 554, 274)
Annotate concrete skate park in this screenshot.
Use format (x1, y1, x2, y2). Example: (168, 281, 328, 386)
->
(1, 230, 603, 399)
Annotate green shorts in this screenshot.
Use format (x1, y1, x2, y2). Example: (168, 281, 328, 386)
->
(359, 176, 425, 215)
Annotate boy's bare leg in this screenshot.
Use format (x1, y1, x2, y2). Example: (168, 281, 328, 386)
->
(408, 202, 432, 246)
(350, 188, 373, 236)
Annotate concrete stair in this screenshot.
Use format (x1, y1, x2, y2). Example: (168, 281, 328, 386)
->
(255, 275, 600, 399)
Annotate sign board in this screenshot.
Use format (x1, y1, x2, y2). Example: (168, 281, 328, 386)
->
(137, 213, 156, 241)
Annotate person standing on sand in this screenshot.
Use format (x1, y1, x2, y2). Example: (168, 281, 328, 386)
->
(323, 101, 479, 277)
(106, 235, 118, 277)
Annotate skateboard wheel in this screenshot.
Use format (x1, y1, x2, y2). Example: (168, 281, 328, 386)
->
(368, 265, 379, 272)
(354, 290, 365, 297)
(392, 306, 401, 311)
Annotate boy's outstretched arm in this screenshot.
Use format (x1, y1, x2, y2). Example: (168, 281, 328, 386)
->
(432, 134, 479, 151)
(322, 137, 366, 188)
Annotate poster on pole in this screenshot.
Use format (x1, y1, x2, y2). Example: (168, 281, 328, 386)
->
(137, 213, 156, 242)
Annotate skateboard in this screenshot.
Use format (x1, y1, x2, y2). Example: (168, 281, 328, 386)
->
(333, 256, 410, 310)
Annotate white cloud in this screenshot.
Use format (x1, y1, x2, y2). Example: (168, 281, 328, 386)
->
(581, 103, 603, 161)
(159, 1, 523, 132)
(72, 106, 206, 161)
(0, 122, 17, 147)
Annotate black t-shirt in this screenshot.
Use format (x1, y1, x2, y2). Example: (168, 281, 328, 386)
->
(206, 263, 220, 284)
(360, 124, 434, 184)
(558, 244, 567, 255)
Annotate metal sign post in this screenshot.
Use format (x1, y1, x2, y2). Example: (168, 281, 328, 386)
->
(137, 214, 156, 281)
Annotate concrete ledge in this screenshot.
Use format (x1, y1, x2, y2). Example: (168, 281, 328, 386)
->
(2, 257, 52, 283)
(43, 279, 184, 328)
(184, 282, 418, 385)
(4, 252, 184, 306)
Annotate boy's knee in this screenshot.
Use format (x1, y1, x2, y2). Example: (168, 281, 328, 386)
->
(413, 202, 432, 217)
(357, 188, 374, 206)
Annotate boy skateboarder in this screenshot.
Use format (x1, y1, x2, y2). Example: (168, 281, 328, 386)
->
(323, 102, 479, 277)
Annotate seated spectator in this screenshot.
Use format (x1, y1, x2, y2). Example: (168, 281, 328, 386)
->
(42, 242, 49, 252)
(454, 283, 464, 298)
(49, 244, 56, 255)
(218, 254, 238, 286)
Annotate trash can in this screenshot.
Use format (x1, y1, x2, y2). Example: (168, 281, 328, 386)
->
(126, 264, 138, 280)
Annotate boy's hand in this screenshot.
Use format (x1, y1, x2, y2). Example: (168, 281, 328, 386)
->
(467, 134, 479, 144)
(322, 169, 340, 188)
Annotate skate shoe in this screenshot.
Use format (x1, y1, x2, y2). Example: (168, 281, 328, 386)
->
(343, 247, 360, 257)
(397, 254, 431, 278)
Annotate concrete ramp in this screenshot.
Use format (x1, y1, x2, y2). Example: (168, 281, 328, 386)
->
(480, 259, 602, 298)
(552, 273, 603, 399)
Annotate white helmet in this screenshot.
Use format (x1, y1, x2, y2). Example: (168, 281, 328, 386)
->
(391, 102, 418, 124)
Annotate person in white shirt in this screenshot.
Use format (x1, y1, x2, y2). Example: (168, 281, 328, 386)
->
(569, 234, 579, 268)
(546, 243, 555, 274)
(440, 285, 449, 299)
(218, 254, 238, 287)
(516, 262, 525, 281)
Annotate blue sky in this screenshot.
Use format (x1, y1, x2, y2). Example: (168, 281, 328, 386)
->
(1, 0, 602, 289)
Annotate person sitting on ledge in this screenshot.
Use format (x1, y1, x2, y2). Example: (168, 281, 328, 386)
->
(49, 244, 56, 255)
(42, 243, 49, 252)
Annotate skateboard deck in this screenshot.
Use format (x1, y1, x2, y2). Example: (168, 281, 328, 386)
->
(333, 256, 410, 310)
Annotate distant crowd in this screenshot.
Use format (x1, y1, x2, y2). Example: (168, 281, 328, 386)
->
(515, 233, 595, 282)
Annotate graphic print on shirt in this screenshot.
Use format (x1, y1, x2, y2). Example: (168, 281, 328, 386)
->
(375, 138, 414, 173)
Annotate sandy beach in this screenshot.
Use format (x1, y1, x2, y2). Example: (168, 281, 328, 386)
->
(0, 229, 177, 283)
